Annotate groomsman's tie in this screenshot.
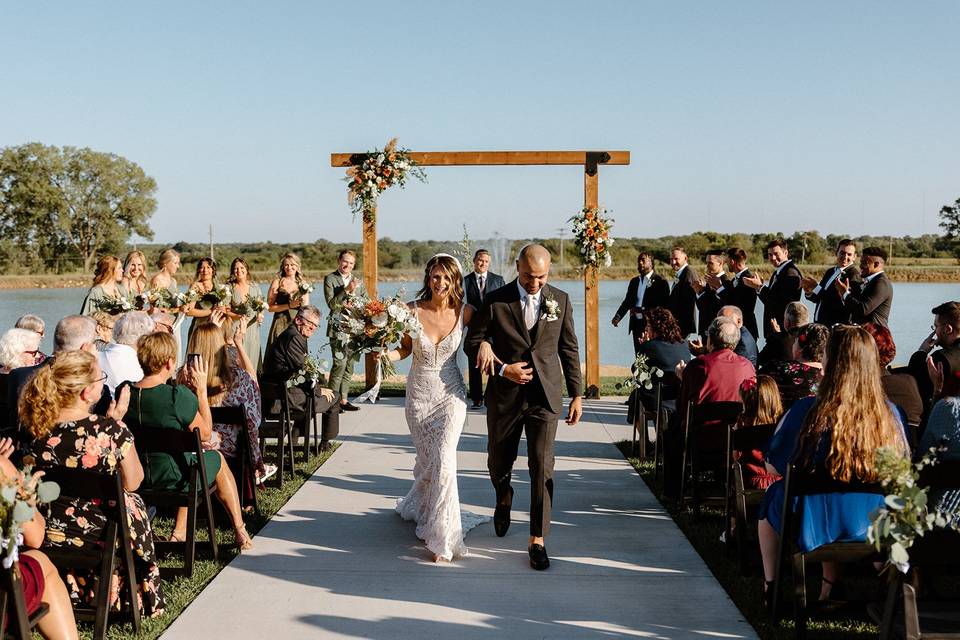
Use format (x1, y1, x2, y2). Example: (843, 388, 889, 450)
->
(478, 274, 486, 299)
(524, 294, 538, 330)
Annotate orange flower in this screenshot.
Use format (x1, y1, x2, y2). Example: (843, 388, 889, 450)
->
(586, 228, 595, 237)
(365, 300, 387, 316)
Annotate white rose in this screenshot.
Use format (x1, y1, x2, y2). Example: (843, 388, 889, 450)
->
(371, 312, 389, 328)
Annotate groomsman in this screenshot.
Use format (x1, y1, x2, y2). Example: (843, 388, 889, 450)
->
(612, 252, 670, 354)
(801, 239, 860, 326)
(668, 247, 699, 337)
(691, 249, 728, 336)
(324, 249, 365, 411)
(836, 246, 893, 327)
(743, 239, 802, 341)
(710, 247, 759, 340)
(463, 249, 505, 408)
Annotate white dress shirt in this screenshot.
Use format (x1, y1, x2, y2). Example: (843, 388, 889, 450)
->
(98, 343, 143, 395)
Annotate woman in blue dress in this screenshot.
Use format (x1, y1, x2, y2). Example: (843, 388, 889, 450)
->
(758, 325, 909, 607)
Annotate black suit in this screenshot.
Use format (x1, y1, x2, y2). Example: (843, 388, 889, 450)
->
(263, 325, 340, 442)
(758, 260, 802, 340)
(696, 278, 727, 337)
(844, 272, 893, 327)
(463, 270, 505, 404)
(613, 273, 670, 353)
(668, 265, 699, 337)
(718, 269, 759, 340)
(908, 342, 960, 411)
(465, 280, 581, 537)
(806, 265, 860, 326)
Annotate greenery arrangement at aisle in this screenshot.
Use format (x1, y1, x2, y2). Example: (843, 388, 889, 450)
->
(0, 466, 60, 569)
(615, 352, 664, 392)
(569, 206, 614, 279)
(344, 138, 427, 223)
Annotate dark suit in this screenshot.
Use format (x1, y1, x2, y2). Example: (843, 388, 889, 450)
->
(613, 273, 670, 353)
(735, 327, 759, 368)
(668, 265, 699, 337)
(881, 371, 923, 427)
(758, 260, 802, 340)
(805, 265, 860, 326)
(718, 269, 759, 340)
(696, 279, 727, 337)
(908, 342, 960, 410)
(465, 280, 581, 537)
(263, 325, 340, 442)
(463, 270, 505, 404)
(844, 272, 893, 327)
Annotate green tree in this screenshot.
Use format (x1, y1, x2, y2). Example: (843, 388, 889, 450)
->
(0, 143, 157, 272)
(939, 198, 960, 259)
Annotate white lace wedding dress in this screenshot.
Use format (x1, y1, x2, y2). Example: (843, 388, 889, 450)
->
(396, 304, 489, 560)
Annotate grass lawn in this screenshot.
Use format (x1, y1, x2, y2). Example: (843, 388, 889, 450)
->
(83, 444, 339, 640)
(615, 442, 883, 640)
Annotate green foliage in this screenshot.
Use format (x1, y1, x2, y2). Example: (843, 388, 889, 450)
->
(0, 143, 157, 272)
(939, 197, 960, 259)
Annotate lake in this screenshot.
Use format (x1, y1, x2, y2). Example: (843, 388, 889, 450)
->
(1, 280, 956, 374)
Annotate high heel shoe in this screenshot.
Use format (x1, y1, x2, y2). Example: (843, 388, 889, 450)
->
(235, 525, 254, 552)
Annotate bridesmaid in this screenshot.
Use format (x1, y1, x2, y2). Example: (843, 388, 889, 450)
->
(183, 257, 222, 345)
(123, 250, 149, 309)
(80, 256, 127, 316)
(225, 256, 264, 374)
(265, 252, 308, 356)
(150, 248, 185, 365)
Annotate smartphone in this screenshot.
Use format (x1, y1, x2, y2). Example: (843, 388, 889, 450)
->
(186, 353, 201, 370)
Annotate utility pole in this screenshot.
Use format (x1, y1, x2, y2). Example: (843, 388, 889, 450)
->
(556, 226, 566, 272)
(209, 225, 214, 261)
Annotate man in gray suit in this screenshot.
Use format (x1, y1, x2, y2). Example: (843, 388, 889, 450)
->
(462, 248, 505, 408)
(324, 249, 366, 411)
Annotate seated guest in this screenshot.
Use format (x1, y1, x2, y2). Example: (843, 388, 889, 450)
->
(735, 375, 783, 491)
(13, 315, 47, 363)
(0, 438, 79, 640)
(757, 301, 810, 371)
(90, 310, 116, 349)
(20, 350, 165, 618)
(99, 311, 154, 394)
(718, 305, 758, 367)
(918, 371, 960, 524)
(0, 328, 42, 434)
(149, 310, 176, 335)
(124, 332, 253, 550)
(263, 305, 340, 452)
(664, 317, 755, 497)
(187, 321, 275, 488)
(627, 307, 692, 423)
(757, 325, 909, 608)
(908, 301, 960, 412)
(766, 323, 828, 409)
(863, 322, 923, 428)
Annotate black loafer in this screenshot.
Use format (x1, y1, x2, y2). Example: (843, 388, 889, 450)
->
(340, 402, 360, 412)
(493, 487, 513, 537)
(528, 544, 549, 570)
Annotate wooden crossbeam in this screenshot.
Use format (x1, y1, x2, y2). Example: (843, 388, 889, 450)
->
(331, 150, 630, 167)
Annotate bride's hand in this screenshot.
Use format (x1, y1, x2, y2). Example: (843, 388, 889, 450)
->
(476, 342, 501, 375)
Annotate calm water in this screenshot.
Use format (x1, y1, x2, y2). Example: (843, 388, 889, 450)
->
(1, 280, 956, 374)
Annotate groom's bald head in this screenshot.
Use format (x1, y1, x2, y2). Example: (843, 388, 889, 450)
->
(517, 244, 551, 295)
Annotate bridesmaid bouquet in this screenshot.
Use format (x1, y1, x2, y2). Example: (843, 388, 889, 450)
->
(330, 291, 422, 377)
(198, 283, 232, 308)
(285, 352, 330, 389)
(0, 466, 60, 568)
(147, 287, 180, 309)
(232, 295, 266, 326)
(94, 293, 133, 315)
(293, 280, 314, 300)
(615, 352, 664, 392)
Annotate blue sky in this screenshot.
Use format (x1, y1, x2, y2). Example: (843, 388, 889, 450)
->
(2, 1, 957, 243)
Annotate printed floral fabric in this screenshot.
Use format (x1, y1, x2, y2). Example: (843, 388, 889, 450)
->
(212, 352, 264, 472)
(768, 360, 820, 409)
(29, 415, 165, 617)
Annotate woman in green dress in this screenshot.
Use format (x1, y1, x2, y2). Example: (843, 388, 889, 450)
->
(225, 256, 264, 374)
(122, 250, 149, 310)
(80, 255, 128, 316)
(124, 331, 253, 550)
(183, 257, 224, 346)
(265, 252, 309, 356)
(150, 248, 185, 363)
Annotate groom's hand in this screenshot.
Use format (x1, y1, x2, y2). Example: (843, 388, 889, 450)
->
(502, 363, 533, 384)
(566, 397, 583, 426)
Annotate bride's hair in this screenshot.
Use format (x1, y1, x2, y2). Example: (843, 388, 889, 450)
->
(417, 255, 464, 307)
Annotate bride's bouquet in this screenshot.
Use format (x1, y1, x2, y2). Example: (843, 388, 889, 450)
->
(330, 290, 421, 377)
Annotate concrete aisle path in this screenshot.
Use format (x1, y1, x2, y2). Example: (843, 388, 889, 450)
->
(163, 397, 757, 640)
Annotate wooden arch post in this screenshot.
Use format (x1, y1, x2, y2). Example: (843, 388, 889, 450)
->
(331, 150, 630, 395)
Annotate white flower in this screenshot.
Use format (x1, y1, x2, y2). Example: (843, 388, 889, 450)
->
(371, 312, 388, 328)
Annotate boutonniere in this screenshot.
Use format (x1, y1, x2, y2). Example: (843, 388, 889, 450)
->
(541, 293, 560, 322)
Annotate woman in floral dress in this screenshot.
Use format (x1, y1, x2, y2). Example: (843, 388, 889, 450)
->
(20, 350, 165, 618)
(766, 323, 829, 409)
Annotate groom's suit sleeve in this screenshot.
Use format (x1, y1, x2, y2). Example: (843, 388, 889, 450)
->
(558, 293, 582, 398)
(464, 296, 492, 364)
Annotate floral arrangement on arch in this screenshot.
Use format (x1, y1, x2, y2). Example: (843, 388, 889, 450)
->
(345, 138, 427, 223)
(569, 207, 615, 271)
(330, 290, 422, 378)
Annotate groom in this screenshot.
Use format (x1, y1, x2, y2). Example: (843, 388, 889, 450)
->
(466, 244, 583, 570)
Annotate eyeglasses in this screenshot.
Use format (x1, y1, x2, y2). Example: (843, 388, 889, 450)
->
(92, 373, 108, 384)
(300, 319, 319, 331)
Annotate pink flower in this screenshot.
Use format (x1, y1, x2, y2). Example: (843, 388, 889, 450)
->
(81, 453, 99, 469)
(47, 436, 61, 447)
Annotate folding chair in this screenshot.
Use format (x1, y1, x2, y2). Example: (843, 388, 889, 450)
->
(259, 380, 297, 485)
(680, 400, 742, 516)
(727, 422, 776, 573)
(36, 467, 141, 640)
(210, 405, 260, 517)
(0, 560, 49, 640)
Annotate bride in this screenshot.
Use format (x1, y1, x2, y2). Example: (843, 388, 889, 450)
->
(384, 253, 488, 562)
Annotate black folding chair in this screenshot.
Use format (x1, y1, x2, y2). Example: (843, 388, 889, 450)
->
(259, 380, 297, 485)
(631, 384, 659, 459)
(210, 405, 260, 517)
(128, 424, 219, 577)
(771, 463, 884, 638)
(36, 467, 141, 640)
(680, 400, 743, 516)
(728, 422, 776, 573)
(0, 560, 49, 640)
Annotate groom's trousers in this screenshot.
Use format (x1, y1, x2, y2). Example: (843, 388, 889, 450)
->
(486, 398, 558, 537)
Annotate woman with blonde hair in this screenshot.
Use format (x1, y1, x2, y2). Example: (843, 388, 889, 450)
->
(150, 248, 185, 362)
(265, 252, 307, 356)
(757, 325, 908, 608)
(224, 256, 264, 373)
(20, 350, 165, 617)
(122, 250, 149, 308)
(80, 255, 127, 316)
